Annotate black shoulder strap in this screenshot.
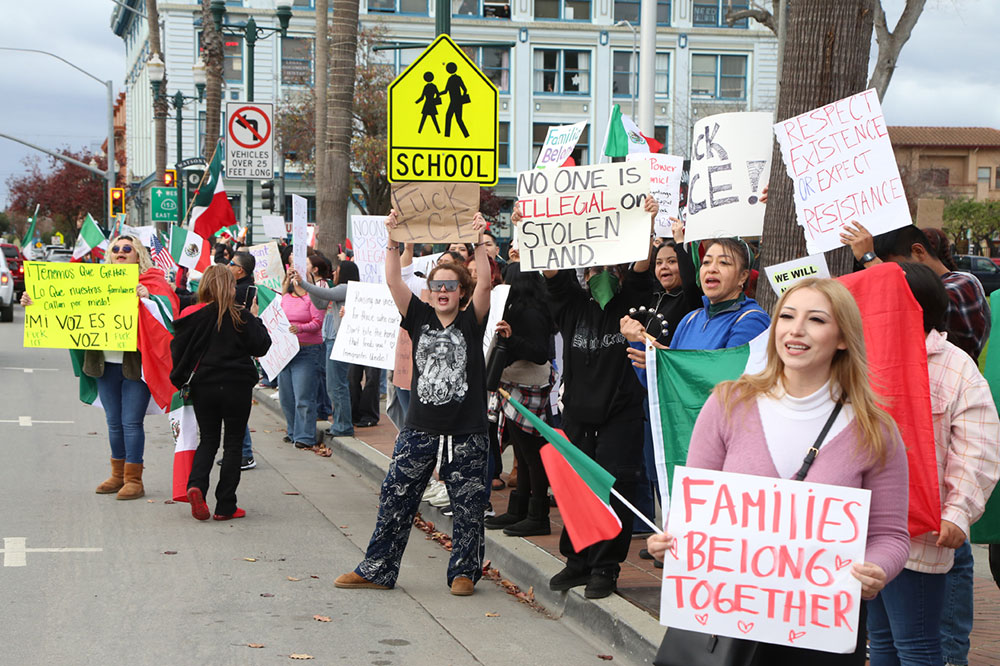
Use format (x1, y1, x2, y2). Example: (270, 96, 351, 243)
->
(792, 401, 843, 482)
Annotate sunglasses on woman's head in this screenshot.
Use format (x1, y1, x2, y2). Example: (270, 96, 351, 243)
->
(428, 279, 459, 292)
(111, 245, 134, 254)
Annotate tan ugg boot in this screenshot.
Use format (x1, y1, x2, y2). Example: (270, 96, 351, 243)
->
(117, 463, 145, 500)
(96, 458, 125, 494)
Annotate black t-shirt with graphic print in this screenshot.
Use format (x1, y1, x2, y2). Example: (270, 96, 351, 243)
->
(401, 293, 488, 436)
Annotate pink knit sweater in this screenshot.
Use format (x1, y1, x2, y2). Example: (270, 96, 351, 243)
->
(281, 293, 324, 346)
(688, 393, 912, 582)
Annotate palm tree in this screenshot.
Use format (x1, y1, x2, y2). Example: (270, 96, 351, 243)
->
(200, 0, 225, 154)
(147, 0, 167, 182)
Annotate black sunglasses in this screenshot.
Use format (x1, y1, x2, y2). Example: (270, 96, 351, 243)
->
(111, 245, 134, 254)
(428, 279, 459, 292)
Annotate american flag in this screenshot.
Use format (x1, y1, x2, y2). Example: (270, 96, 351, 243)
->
(150, 232, 176, 273)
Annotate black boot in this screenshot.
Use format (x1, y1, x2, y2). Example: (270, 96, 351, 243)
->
(484, 491, 527, 530)
(503, 497, 551, 536)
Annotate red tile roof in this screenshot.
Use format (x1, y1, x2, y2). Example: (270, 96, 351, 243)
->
(888, 126, 1000, 148)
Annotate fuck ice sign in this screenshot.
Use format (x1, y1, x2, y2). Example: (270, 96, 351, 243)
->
(661, 467, 871, 654)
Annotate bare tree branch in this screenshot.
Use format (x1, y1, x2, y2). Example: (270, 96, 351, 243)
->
(868, 0, 927, 99)
(725, 1, 777, 33)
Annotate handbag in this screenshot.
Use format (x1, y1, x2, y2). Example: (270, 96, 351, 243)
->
(652, 401, 844, 666)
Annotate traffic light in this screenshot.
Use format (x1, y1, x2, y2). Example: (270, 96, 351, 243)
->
(109, 188, 125, 217)
(164, 169, 177, 187)
(261, 180, 275, 212)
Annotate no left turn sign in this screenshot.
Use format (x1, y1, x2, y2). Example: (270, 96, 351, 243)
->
(225, 102, 274, 180)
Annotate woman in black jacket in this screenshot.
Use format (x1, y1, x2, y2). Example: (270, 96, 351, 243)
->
(170, 265, 272, 521)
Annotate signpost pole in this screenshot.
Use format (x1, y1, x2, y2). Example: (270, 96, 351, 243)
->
(435, 0, 449, 35)
(244, 17, 258, 246)
(174, 94, 184, 227)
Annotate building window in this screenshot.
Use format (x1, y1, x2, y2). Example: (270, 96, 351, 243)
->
(693, 0, 748, 27)
(222, 35, 244, 84)
(613, 51, 670, 98)
(371, 0, 427, 14)
(461, 45, 511, 92)
(452, 0, 509, 17)
(919, 168, 949, 187)
(978, 166, 992, 183)
(613, 0, 670, 24)
(293, 0, 314, 7)
(535, 0, 590, 21)
(533, 123, 589, 165)
(691, 53, 746, 99)
(281, 37, 313, 85)
(996, 167, 1000, 189)
(533, 50, 590, 94)
(499, 122, 510, 167)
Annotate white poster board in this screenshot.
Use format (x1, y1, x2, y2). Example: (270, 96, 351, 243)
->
(515, 161, 652, 271)
(774, 89, 909, 254)
(686, 112, 772, 242)
(661, 466, 870, 654)
(534, 121, 588, 170)
(482, 284, 511, 357)
(258, 301, 300, 378)
(247, 241, 284, 292)
(628, 153, 684, 237)
(291, 194, 308, 275)
(411, 252, 443, 279)
(765, 254, 832, 296)
(351, 215, 389, 284)
(262, 215, 287, 239)
(331, 281, 399, 370)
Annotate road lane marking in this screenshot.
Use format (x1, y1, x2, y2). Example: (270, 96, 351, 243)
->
(1, 537, 102, 567)
(0, 418, 75, 427)
(2, 367, 59, 373)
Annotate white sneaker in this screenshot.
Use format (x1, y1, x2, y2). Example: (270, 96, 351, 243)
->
(421, 480, 443, 502)
(428, 486, 451, 507)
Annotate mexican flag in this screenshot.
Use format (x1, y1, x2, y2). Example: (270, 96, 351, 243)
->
(646, 262, 941, 538)
(20, 204, 40, 260)
(169, 225, 212, 272)
(169, 390, 199, 502)
(72, 213, 108, 260)
(190, 140, 236, 240)
(502, 391, 621, 552)
(972, 290, 1000, 543)
(603, 104, 663, 157)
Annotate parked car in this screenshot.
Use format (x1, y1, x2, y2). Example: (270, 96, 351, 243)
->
(1, 243, 24, 296)
(45, 249, 73, 263)
(0, 253, 14, 322)
(955, 255, 1000, 295)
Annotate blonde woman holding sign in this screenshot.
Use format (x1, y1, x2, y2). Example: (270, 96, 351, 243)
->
(647, 279, 910, 664)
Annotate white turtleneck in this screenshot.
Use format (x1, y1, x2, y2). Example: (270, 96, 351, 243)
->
(756, 380, 854, 480)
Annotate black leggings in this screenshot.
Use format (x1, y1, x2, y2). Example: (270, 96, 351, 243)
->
(508, 424, 548, 500)
(188, 382, 253, 515)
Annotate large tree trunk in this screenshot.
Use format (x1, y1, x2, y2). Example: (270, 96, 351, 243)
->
(200, 0, 225, 154)
(314, 0, 329, 217)
(147, 0, 167, 183)
(757, 0, 875, 313)
(319, 0, 360, 259)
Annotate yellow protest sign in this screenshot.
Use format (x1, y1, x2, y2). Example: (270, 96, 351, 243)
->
(23, 261, 139, 351)
(388, 34, 498, 186)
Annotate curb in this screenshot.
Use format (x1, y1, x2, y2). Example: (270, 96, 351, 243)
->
(254, 388, 662, 665)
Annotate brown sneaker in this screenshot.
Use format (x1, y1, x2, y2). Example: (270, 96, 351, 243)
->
(334, 571, 390, 590)
(450, 576, 475, 596)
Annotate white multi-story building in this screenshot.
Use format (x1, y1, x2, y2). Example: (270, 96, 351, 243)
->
(111, 0, 776, 233)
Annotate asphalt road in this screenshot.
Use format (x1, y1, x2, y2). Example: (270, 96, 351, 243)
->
(0, 306, 636, 665)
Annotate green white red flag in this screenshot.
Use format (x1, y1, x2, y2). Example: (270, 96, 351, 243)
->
(169, 225, 212, 272)
(72, 213, 108, 260)
(190, 140, 236, 239)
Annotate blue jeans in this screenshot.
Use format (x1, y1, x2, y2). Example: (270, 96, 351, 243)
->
(326, 335, 353, 436)
(867, 567, 946, 666)
(96, 362, 151, 464)
(396, 388, 410, 419)
(940, 541, 975, 665)
(278, 344, 322, 445)
(242, 426, 252, 458)
(315, 343, 332, 420)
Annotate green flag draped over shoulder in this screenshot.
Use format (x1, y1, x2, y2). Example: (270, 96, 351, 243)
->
(972, 291, 1000, 543)
(69, 349, 100, 407)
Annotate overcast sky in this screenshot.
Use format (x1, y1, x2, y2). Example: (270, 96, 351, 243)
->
(1, 0, 997, 208)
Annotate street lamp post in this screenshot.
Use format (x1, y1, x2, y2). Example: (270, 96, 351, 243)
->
(210, 0, 292, 245)
(615, 21, 638, 118)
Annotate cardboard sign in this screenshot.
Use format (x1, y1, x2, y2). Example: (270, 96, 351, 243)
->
(291, 194, 309, 275)
(774, 89, 909, 254)
(765, 254, 832, 296)
(258, 301, 299, 378)
(628, 153, 684, 237)
(23, 262, 138, 351)
(482, 284, 511, 357)
(351, 215, 389, 284)
(389, 181, 480, 243)
(686, 112, 772, 243)
(535, 121, 588, 170)
(662, 466, 870, 654)
(262, 215, 287, 239)
(515, 161, 651, 271)
(247, 241, 284, 292)
(331, 281, 400, 370)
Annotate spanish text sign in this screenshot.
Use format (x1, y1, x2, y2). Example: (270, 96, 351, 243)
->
(515, 161, 651, 271)
(774, 89, 909, 255)
(23, 261, 139, 351)
(662, 466, 870, 654)
(388, 34, 499, 185)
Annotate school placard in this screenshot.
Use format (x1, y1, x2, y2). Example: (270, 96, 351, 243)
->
(23, 261, 139, 351)
(686, 112, 772, 243)
(331, 281, 400, 370)
(661, 466, 870, 654)
(515, 161, 652, 271)
(774, 89, 909, 254)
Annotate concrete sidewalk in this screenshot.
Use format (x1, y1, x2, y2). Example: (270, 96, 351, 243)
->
(254, 388, 1000, 666)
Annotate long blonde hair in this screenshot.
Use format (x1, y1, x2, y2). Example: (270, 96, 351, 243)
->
(715, 278, 896, 464)
(106, 235, 154, 272)
(198, 264, 243, 330)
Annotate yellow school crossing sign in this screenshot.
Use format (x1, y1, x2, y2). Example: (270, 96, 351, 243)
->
(388, 34, 499, 186)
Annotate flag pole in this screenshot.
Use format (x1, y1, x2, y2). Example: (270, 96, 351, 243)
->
(181, 140, 222, 227)
(609, 487, 662, 534)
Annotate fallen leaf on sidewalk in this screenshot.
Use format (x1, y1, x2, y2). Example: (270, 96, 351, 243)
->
(163, 551, 177, 555)
(146, 499, 155, 503)
(338, 525, 348, 529)
(313, 615, 331, 622)
(287, 576, 301, 581)
(283, 492, 300, 496)
(313, 444, 333, 457)
(244, 557, 257, 562)
(309, 575, 319, 579)
(263, 429, 272, 433)
(260, 593, 274, 597)
(87, 431, 98, 435)
(247, 643, 265, 649)
(289, 654, 314, 660)
(597, 655, 613, 661)
(163, 500, 175, 504)
(485, 612, 499, 617)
